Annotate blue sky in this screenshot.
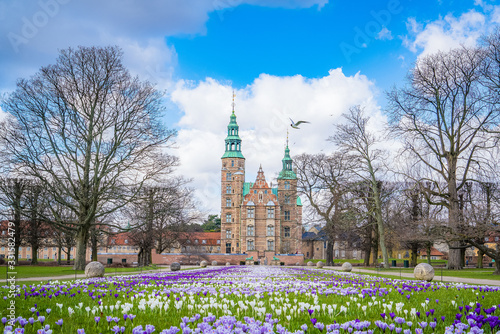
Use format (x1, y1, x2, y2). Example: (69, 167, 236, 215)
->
(1, 0, 499, 213)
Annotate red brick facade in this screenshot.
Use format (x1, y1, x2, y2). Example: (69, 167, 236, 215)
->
(220, 111, 303, 258)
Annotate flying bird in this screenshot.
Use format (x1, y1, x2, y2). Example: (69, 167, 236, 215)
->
(289, 117, 310, 129)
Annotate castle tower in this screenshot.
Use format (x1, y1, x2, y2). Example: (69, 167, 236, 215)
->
(277, 143, 302, 254)
(220, 109, 245, 254)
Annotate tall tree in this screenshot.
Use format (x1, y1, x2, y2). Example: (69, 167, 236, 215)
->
(387, 46, 499, 269)
(0, 46, 177, 269)
(0, 178, 28, 265)
(331, 106, 391, 268)
(295, 152, 355, 266)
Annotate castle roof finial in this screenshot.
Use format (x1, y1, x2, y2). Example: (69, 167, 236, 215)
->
(232, 89, 235, 113)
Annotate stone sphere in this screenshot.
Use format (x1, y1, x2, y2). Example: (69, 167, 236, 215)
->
(85, 261, 105, 278)
(226, 262, 231, 266)
(341, 262, 353, 272)
(307, 261, 314, 266)
(200, 261, 208, 268)
(211, 261, 218, 266)
(170, 262, 180, 272)
(414, 263, 435, 281)
(296, 262, 300, 266)
(316, 261, 324, 268)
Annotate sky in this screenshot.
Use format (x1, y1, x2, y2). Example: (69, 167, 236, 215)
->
(1, 0, 499, 216)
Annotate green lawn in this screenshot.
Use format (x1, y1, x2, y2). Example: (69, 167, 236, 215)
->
(360, 267, 500, 280)
(309, 258, 448, 266)
(0, 264, 161, 279)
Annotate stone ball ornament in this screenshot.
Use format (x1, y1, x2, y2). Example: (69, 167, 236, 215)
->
(414, 263, 435, 281)
(341, 262, 353, 272)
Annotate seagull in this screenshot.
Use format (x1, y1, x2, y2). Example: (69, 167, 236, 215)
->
(289, 117, 310, 129)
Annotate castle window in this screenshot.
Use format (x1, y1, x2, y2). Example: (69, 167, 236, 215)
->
(226, 214, 232, 223)
(284, 211, 290, 221)
(267, 240, 274, 251)
(226, 198, 231, 207)
(284, 195, 290, 204)
(247, 225, 254, 236)
(226, 230, 231, 239)
(247, 207, 254, 218)
(226, 185, 231, 194)
(284, 227, 290, 238)
(267, 207, 274, 218)
(226, 173, 231, 181)
(247, 240, 254, 251)
(285, 181, 290, 190)
(231, 160, 234, 167)
(267, 225, 274, 236)
(258, 192, 263, 202)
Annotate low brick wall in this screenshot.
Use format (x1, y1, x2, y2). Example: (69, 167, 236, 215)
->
(96, 252, 304, 266)
(152, 253, 304, 266)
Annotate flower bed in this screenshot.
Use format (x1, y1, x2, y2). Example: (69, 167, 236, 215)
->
(1, 266, 499, 333)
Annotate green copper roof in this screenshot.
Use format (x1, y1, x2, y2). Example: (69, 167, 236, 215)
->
(272, 187, 278, 196)
(221, 151, 245, 159)
(222, 110, 244, 159)
(278, 145, 296, 179)
(243, 182, 253, 196)
(296, 196, 302, 206)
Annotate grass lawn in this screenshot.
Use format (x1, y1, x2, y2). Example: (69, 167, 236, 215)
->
(0, 264, 162, 279)
(360, 266, 500, 280)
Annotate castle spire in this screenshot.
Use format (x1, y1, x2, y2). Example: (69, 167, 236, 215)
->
(222, 93, 244, 159)
(278, 134, 297, 180)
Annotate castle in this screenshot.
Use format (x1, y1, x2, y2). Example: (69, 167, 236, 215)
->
(220, 109, 303, 256)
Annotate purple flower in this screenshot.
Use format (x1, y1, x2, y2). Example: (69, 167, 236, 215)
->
(300, 324, 308, 331)
(308, 309, 314, 316)
(55, 319, 63, 327)
(314, 322, 325, 331)
(441, 316, 446, 322)
(94, 316, 100, 324)
(77, 329, 85, 334)
(45, 309, 51, 315)
(310, 318, 317, 325)
(38, 316, 45, 325)
(381, 313, 386, 319)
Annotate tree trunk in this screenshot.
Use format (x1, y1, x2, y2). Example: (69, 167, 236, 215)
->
(31, 245, 38, 265)
(372, 224, 379, 266)
(426, 244, 432, 265)
(73, 226, 90, 270)
(477, 249, 483, 268)
(460, 246, 466, 268)
(494, 259, 500, 275)
(326, 240, 334, 266)
(92, 244, 98, 262)
(410, 244, 418, 267)
(447, 164, 462, 270)
(57, 246, 62, 265)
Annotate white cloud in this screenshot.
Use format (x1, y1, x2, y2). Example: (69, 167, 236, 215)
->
(171, 69, 380, 213)
(404, 10, 487, 57)
(0, 0, 327, 92)
(377, 27, 393, 40)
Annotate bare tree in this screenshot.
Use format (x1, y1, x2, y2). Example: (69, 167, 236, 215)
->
(294, 152, 355, 266)
(0, 46, 177, 269)
(22, 182, 52, 265)
(330, 106, 391, 268)
(128, 178, 199, 266)
(0, 178, 28, 265)
(387, 46, 500, 269)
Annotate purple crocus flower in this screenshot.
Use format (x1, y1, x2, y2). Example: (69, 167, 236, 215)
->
(94, 316, 100, 324)
(77, 329, 85, 334)
(314, 322, 325, 331)
(380, 313, 386, 319)
(55, 319, 63, 327)
(310, 318, 317, 325)
(38, 316, 45, 325)
(307, 309, 314, 316)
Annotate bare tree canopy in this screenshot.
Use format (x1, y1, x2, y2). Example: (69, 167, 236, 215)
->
(330, 106, 391, 268)
(0, 46, 177, 269)
(387, 44, 500, 270)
